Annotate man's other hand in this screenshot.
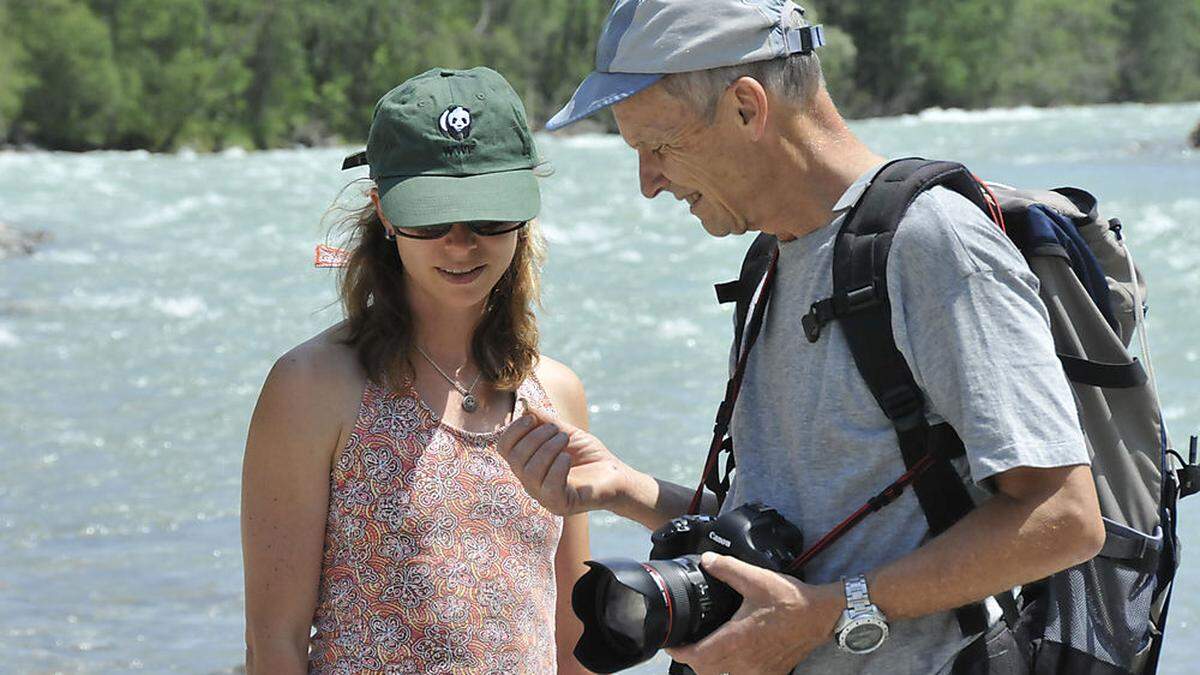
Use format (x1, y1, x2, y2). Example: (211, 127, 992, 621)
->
(666, 552, 845, 675)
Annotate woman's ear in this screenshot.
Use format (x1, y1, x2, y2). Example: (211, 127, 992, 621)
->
(370, 188, 397, 240)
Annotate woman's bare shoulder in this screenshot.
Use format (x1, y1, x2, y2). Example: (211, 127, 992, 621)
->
(263, 323, 365, 418)
(534, 355, 588, 429)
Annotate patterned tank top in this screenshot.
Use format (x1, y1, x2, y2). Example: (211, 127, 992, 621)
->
(309, 375, 563, 674)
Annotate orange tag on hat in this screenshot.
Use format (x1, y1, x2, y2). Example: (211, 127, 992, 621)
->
(314, 244, 350, 268)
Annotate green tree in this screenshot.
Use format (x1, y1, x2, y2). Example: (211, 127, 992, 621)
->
(241, 0, 315, 149)
(1118, 0, 1200, 102)
(96, 0, 222, 150)
(901, 1, 1014, 109)
(8, 0, 121, 150)
(996, 0, 1124, 106)
(0, 1, 34, 141)
(817, 1, 920, 114)
(802, 6, 861, 116)
(296, 3, 382, 141)
(3, 0, 1197, 151)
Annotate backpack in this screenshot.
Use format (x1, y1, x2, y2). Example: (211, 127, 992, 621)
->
(698, 158, 1198, 674)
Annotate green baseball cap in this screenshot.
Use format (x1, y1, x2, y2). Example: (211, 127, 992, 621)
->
(342, 67, 542, 229)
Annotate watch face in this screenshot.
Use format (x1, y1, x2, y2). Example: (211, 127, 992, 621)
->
(845, 623, 885, 652)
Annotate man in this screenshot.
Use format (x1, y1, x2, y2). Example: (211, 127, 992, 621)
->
(498, 1, 1105, 673)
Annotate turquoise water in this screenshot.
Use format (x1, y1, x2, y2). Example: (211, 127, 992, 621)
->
(1, 102, 1198, 672)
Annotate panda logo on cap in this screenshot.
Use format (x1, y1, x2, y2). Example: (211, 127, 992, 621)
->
(438, 106, 472, 140)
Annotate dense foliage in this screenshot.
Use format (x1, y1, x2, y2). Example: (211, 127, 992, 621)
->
(1, 0, 1197, 151)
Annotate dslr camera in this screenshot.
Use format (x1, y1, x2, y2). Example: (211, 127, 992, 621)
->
(571, 502, 805, 672)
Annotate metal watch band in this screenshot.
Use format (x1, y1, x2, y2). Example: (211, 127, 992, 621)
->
(844, 574, 873, 613)
(836, 574, 889, 655)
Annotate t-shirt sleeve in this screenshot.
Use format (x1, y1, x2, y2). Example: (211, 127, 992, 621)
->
(887, 188, 1090, 484)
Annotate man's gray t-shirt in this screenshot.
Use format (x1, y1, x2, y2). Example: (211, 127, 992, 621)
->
(722, 172, 1090, 674)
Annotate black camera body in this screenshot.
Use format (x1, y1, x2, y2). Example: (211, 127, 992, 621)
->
(571, 502, 805, 673)
(650, 503, 805, 567)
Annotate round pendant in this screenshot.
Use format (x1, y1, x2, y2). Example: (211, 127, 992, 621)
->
(461, 393, 478, 413)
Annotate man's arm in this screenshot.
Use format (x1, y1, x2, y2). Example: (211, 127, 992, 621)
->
(497, 410, 718, 530)
(869, 463, 1104, 619)
(665, 462, 1104, 674)
(611, 469, 718, 530)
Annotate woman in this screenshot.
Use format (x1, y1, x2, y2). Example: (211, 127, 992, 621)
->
(241, 68, 591, 674)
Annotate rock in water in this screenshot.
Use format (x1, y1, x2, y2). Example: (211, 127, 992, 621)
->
(1190, 120, 1200, 149)
(0, 222, 49, 258)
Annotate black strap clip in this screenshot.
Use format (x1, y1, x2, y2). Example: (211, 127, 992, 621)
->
(704, 437, 736, 499)
(801, 300, 832, 342)
(802, 284, 881, 343)
(714, 279, 741, 305)
(1177, 436, 1200, 499)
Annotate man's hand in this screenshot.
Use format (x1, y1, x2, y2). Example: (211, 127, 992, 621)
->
(498, 408, 631, 516)
(666, 553, 845, 675)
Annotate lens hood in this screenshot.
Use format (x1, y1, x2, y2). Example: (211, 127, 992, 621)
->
(572, 559, 671, 672)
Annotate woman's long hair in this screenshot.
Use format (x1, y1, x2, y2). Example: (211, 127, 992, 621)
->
(332, 184, 546, 391)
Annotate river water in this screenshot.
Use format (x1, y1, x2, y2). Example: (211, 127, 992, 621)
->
(1, 102, 1198, 673)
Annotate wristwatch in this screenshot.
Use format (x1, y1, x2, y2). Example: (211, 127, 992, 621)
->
(833, 574, 889, 654)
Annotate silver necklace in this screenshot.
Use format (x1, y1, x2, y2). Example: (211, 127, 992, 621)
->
(414, 345, 483, 413)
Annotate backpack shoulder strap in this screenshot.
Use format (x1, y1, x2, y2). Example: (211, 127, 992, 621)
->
(716, 232, 778, 358)
(824, 157, 1003, 637)
(830, 158, 990, 425)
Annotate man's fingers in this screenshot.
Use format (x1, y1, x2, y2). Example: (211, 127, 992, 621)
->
(699, 552, 774, 598)
(664, 643, 729, 675)
(505, 423, 560, 470)
(524, 431, 569, 485)
(523, 404, 582, 436)
(665, 602, 745, 674)
(664, 645, 695, 663)
(497, 414, 537, 458)
(542, 453, 572, 506)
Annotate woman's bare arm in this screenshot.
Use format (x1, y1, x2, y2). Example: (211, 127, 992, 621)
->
(241, 346, 348, 674)
(537, 356, 594, 674)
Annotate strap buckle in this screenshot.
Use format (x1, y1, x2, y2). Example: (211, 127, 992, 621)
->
(801, 305, 826, 343)
(802, 284, 881, 343)
(844, 284, 880, 310)
(783, 24, 826, 54)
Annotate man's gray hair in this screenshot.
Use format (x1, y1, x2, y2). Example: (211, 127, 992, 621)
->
(660, 53, 824, 123)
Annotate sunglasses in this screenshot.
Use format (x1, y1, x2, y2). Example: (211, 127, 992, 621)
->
(394, 220, 528, 240)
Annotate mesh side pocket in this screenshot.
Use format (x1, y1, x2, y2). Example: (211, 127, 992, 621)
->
(1035, 520, 1161, 671)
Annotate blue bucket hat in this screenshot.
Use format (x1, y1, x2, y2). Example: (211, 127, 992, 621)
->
(545, 0, 825, 131)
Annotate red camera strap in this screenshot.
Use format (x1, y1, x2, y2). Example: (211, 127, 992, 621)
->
(688, 247, 780, 515)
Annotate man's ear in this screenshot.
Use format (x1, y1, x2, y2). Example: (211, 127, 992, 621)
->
(725, 76, 770, 141)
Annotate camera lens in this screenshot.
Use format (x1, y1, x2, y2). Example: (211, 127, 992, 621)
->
(571, 556, 740, 673)
(572, 503, 805, 673)
(598, 574, 650, 653)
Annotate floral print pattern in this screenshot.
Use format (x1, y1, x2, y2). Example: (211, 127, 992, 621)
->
(309, 377, 562, 674)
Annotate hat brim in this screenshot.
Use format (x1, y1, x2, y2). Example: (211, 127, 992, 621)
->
(377, 169, 540, 229)
(545, 71, 663, 131)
